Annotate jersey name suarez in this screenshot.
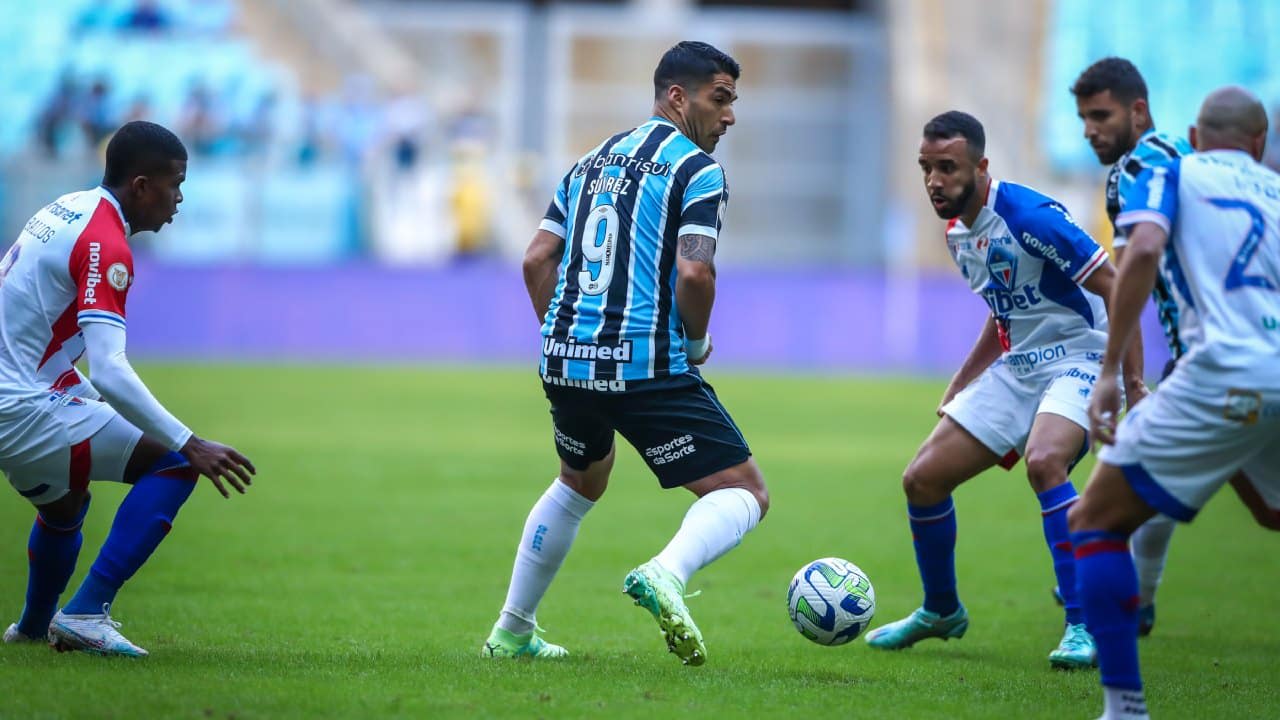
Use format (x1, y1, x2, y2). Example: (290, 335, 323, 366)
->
(538, 117, 727, 383)
(1117, 151, 1280, 386)
(946, 180, 1109, 371)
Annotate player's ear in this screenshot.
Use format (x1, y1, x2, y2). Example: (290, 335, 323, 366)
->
(1131, 97, 1149, 121)
(976, 156, 989, 174)
(1188, 125, 1200, 151)
(666, 83, 687, 110)
(129, 174, 149, 198)
(1250, 130, 1267, 162)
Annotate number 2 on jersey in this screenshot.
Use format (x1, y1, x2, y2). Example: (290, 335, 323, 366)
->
(579, 203, 619, 295)
(1210, 198, 1277, 292)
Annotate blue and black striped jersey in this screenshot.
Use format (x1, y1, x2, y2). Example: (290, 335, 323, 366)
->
(538, 117, 727, 384)
(1105, 129, 1193, 359)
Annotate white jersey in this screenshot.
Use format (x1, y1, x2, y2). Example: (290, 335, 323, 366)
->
(1116, 150, 1280, 387)
(0, 187, 134, 459)
(946, 180, 1110, 374)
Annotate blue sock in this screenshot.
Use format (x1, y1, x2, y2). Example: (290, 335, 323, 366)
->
(1038, 482, 1083, 625)
(17, 498, 90, 636)
(63, 459, 196, 615)
(1073, 530, 1142, 691)
(909, 497, 959, 616)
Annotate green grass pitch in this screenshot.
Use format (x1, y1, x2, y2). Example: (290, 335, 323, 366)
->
(1, 365, 1275, 719)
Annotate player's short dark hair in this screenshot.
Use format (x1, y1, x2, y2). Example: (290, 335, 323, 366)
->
(1070, 57, 1149, 104)
(102, 121, 188, 186)
(654, 41, 740, 98)
(923, 111, 985, 159)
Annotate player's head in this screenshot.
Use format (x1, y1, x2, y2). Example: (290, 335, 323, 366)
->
(1192, 85, 1269, 160)
(1071, 57, 1152, 165)
(102, 120, 187, 234)
(919, 111, 988, 221)
(653, 41, 739, 153)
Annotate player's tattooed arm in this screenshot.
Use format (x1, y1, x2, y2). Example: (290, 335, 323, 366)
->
(678, 234, 717, 276)
(675, 233, 716, 341)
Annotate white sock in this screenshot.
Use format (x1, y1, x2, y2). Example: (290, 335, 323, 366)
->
(653, 487, 762, 587)
(496, 478, 594, 635)
(1102, 686, 1149, 720)
(1130, 514, 1176, 606)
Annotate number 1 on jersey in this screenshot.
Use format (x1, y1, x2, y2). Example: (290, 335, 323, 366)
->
(579, 204, 619, 295)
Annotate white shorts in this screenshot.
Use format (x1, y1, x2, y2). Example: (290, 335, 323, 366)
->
(2, 394, 142, 506)
(942, 353, 1101, 460)
(1097, 368, 1280, 522)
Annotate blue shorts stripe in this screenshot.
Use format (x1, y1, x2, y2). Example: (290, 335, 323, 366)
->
(1119, 463, 1196, 522)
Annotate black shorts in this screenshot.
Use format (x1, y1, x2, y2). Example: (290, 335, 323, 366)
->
(542, 371, 752, 489)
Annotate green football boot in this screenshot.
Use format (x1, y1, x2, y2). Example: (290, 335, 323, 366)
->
(1048, 622, 1097, 670)
(864, 605, 969, 649)
(622, 560, 706, 666)
(480, 626, 568, 659)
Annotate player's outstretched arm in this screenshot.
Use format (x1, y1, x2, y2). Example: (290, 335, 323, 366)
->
(81, 322, 255, 497)
(675, 233, 716, 365)
(522, 229, 566, 323)
(937, 314, 1003, 416)
(1084, 261, 1148, 407)
(1090, 222, 1165, 444)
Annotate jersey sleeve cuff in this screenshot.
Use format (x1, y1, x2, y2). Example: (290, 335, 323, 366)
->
(167, 426, 194, 452)
(77, 310, 126, 330)
(538, 219, 567, 238)
(1072, 246, 1109, 284)
(677, 224, 718, 240)
(1115, 209, 1171, 235)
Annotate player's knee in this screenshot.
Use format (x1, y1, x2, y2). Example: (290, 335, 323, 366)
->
(36, 489, 90, 529)
(1066, 498, 1096, 534)
(1023, 449, 1067, 492)
(901, 456, 944, 504)
(743, 475, 769, 519)
(558, 468, 608, 502)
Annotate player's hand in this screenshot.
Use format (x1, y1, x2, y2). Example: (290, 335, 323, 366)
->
(686, 334, 713, 365)
(180, 436, 257, 499)
(689, 341, 713, 365)
(1088, 377, 1123, 447)
(1124, 379, 1151, 410)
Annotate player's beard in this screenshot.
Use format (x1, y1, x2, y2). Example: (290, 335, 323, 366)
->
(932, 179, 976, 220)
(1098, 123, 1136, 165)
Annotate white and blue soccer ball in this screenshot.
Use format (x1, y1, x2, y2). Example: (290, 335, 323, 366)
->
(787, 557, 876, 646)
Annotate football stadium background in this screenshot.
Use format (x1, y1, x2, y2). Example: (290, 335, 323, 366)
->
(1, 1, 1278, 719)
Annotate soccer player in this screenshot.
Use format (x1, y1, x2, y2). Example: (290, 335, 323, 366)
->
(479, 41, 767, 666)
(1069, 86, 1280, 720)
(864, 111, 1143, 669)
(1072, 57, 1279, 637)
(1, 121, 255, 657)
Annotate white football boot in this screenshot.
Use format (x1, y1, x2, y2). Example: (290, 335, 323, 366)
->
(49, 604, 148, 657)
(4, 623, 47, 644)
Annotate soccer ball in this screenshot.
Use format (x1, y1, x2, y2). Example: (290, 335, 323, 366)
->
(787, 557, 876, 646)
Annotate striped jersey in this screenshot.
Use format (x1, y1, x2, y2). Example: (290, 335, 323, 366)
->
(537, 117, 727, 384)
(1106, 129, 1193, 359)
(945, 180, 1109, 369)
(1117, 151, 1280, 387)
(0, 187, 132, 453)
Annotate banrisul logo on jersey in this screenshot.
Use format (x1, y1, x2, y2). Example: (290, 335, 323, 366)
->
(981, 240, 1043, 316)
